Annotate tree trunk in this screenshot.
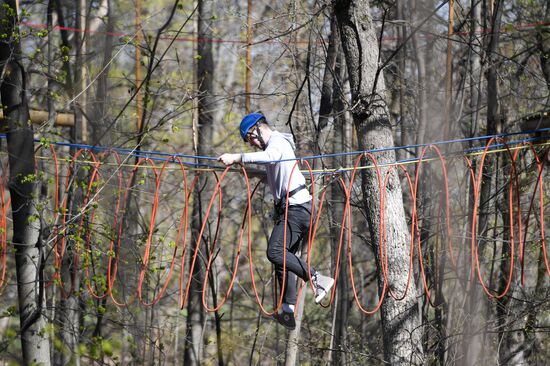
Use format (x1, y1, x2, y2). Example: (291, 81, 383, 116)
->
(410, 0, 427, 152)
(90, 0, 114, 147)
(0, 1, 51, 364)
(316, 14, 340, 150)
(462, 1, 504, 364)
(284, 269, 306, 366)
(315, 12, 351, 365)
(328, 39, 351, 366)
(469, 0, 482, 139)
(446, 0, 483, 363)
(54, 1, 89, 364)
(185, 0, 217, 364)
(53, 181, 82, 366)
(334, 0, 423, 364)
(282, 24, 312, 361)
(330, 93, 350, 366)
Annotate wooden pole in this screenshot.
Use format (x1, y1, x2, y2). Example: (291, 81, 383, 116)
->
(0, 109, 75, 128)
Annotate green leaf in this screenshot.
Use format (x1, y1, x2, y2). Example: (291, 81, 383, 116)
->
(102, 339, 113, 356)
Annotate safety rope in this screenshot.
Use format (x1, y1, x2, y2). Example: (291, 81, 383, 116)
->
(0, 134, 548, 314)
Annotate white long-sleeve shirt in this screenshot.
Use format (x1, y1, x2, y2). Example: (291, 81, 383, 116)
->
(241, 131, 311, 205)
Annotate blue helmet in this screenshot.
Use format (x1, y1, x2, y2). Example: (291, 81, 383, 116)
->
(239, 113, 265, 142)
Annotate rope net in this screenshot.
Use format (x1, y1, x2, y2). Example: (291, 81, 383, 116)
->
(0, 136, 548, 315)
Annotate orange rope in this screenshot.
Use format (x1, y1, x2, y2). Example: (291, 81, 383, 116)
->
(0, 140, 547, 312)
(136, 157, 190, 306)
(347, 153, 386, 315)
(467, 138, 518, 299)
(201, 166, 251, 312)
(179, 168, 226, 309)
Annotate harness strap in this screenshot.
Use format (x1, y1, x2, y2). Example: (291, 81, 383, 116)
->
(287, 184, 306, 198)
(275, 184, 307, 209)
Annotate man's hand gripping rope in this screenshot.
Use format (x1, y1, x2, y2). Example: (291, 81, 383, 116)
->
(218, 153, 242, 166)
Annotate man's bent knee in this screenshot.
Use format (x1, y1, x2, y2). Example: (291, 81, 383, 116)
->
(266, 246, 284, 265)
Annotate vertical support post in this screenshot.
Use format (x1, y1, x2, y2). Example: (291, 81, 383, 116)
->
(192, 0, 198, 153)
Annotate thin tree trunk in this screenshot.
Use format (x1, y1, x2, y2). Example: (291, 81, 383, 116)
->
(87, 2, 113, 347)
(462, 1, 504, 364)
(495, 142, 525, 365)
(316, 14, 341, 152)
(284, 29, 311, 361)
(397, 0, 410, 161)
(54, 0, 74, 97)
(54, 2, 90, 363)
(523, 191, 550, 361)
(185, 0, 217, 364)
(0, 1, 51, 364)
(47, 0, 55, 122)
(185, 141, 206, 365)
(334, 0, 423, 363)
(330, 105, 350, 366)
(53, 175, 82, 366)
(469, 0, 482, 139)
(285, 268, 306, 366)
(446, 0, 482, 362)
(410, 0, 436, 360)
(90, 0, 114, 147)
(328, 43, 350, 366)
(410, 0, 427, 152)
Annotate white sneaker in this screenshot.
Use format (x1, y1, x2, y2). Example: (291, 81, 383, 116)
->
(312, 272, 334, 304)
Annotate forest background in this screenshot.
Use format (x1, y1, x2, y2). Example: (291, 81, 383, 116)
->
(0, 0, 549, 365)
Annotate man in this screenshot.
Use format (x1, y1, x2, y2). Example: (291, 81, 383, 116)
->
(218, 112, 334, 330)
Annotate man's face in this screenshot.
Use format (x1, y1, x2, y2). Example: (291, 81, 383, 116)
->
(246, 127, 262, 149)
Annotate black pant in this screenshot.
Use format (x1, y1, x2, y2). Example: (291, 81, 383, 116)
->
(266, 203, 313, 305)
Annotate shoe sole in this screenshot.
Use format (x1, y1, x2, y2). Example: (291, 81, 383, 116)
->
(271, 313, 296, 330)
(314, 277, 335, 303)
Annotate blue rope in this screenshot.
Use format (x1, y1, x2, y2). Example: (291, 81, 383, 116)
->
(307, 134, 550, 176)
(47, 140, 217, 161)
(1, 128, 549, 168)
(299, 128, 550, 163)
